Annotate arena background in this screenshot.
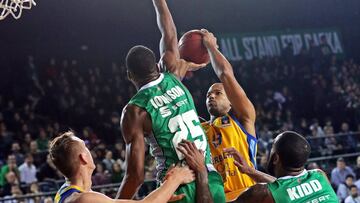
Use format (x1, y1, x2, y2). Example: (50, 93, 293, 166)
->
(0, 0, 360, 202)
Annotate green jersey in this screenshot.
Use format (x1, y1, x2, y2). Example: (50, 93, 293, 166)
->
(268, 169, 338, 203)
(128, 72, 215, 180)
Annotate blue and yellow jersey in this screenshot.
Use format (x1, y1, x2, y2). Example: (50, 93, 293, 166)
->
(54, 182, 84, 203)
(202, 113, 257, 202)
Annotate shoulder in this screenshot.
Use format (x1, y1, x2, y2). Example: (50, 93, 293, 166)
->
(121, 104, 148, 119)
(72, 191, 109, 203)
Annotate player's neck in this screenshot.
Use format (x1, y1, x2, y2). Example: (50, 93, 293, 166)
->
(135, 72, 161, 90)
(69, 170, 93, 192)
(279, 167, 305, 178)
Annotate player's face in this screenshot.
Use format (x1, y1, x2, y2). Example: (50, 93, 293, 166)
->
(206, 83, 231, 117)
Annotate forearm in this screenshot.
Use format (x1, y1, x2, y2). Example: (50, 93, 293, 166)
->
(141, 178, 181, 203)
(153, 0, 177, 40)
(207, 46, 233, 79)
(247, 169, 276, 183)
(195, 171, 213, 203)
(116, 174, 143, 199)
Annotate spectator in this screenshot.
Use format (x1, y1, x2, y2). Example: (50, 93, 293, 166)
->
(91, 163, 110, 186)
(10, 143, 24, 166)
(111, 162, 123, 183)
(102, 150, 115, 173)
(18, 154, 37, 184)
(0, 155, 19, 187)
(340, 122, 357, 152)
(331, 158, 356, 188)
(337, 174, 355, 202)
(354, 156, 360, 180)
(36, 128, 49, 151)
(1, 171, 19, 197)
(344, 185, 360, 203)
(37, 154, 62, 182)
(29, 141, 46, 167)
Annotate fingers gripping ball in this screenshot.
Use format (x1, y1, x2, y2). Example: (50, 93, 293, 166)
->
(179, 30, 210, 64)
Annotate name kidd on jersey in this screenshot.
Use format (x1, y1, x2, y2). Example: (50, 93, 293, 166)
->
(287, 180, 323, 201)
(150, 86, 185, 109)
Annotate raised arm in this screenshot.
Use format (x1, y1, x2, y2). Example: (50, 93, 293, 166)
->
(153, 0, 205, 79)
(116, 105, 147, 199)
(201, 29, 256, 136)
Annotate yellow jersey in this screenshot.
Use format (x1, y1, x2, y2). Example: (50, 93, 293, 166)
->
(54, 182, 84, 203)
(202, 113, 257, 202)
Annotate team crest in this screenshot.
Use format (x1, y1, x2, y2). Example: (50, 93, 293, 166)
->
(220, 116, 231, 127)
(212, 133, 222, 148)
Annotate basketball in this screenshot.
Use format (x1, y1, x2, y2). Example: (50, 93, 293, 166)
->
(179, 30, 210, 64)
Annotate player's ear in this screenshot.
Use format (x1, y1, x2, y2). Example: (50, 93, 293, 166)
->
(79, 153, 88, 165)
(127, 70, 133, 81)
(273, 153, 280, 165)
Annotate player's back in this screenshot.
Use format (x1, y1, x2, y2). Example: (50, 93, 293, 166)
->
(268, 169, 338, 203)
(128, 72, 214, 180)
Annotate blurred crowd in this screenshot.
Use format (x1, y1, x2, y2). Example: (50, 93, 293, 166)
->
(0, 38, 359, 202)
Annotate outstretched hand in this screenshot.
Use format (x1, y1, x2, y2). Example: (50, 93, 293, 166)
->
(163, 164, 195, 202)
(223, 147, 254, 175)
(177, 139, 207, 173)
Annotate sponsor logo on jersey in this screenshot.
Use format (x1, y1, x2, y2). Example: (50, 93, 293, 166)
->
(287, 180, 323, 201)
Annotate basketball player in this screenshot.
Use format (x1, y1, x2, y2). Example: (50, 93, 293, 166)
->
(225, 131, 339, 203)
(116, 0, 225, 202)
(199, 30, 257, 201)
(50, 131, 195, 203)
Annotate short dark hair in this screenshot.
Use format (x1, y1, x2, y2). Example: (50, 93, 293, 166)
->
(275, 131, 311, 169)
(350, 185, 358, 190)
(346, 174, 355, 180)
(126, 45, 157, 79)
(49, 131, 82, 178)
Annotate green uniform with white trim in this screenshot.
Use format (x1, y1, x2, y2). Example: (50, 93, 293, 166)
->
(268, 169, 338, 203)
(128, 72, 225, 203)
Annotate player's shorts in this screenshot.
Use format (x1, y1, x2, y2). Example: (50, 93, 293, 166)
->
(174, 171, 226, 203)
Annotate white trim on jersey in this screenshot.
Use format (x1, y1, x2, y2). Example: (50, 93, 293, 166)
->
(139, 73, 164, 91)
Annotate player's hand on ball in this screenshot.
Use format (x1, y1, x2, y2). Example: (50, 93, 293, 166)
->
(223, 147, 254, 175)
(177, 140, 207, 173)
(200, 29, 218, 50)
(178, 58, 207, 72)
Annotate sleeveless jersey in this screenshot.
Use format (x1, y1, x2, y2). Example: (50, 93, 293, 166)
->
(128, 72, 215, 180)
(202, 113, 257, 201)
(268, 169, 338, 203)
(54, 183, 83, 203)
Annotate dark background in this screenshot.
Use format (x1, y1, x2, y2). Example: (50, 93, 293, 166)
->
(0, 0, 359, 63)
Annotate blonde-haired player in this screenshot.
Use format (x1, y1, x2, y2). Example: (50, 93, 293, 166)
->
(50, 131, 195, 203)
(200, 29, 257, 202)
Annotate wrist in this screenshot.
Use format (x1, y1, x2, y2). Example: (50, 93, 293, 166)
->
(196, 170, 208, 184)
(206, 45, 218, 52)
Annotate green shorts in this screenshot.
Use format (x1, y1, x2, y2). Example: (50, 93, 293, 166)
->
(174, 171, 225, 203)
